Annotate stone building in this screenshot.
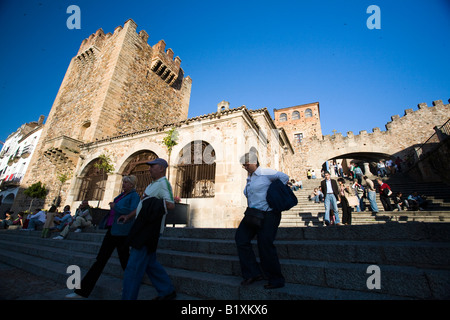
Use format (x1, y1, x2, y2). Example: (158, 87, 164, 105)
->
(274, 102, 323, 180)
(275, 100, 450, 179)
(11, 19, 293, 227)
(8, 18, 449, 227)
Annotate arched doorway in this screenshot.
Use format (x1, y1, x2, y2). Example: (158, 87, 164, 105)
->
(324, 151, 392, 178)
(77, 158, 108, 201)
(121, 150, 158, 196)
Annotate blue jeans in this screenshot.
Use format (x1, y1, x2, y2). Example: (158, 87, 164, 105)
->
(27, 219, 44, 230)
(235, 210, 284, 286)
(324, 194, 340, 224)
(367, 191, 379, 213)
(122, 247, 174, 300)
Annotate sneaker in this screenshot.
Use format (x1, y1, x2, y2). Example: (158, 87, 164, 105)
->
(74, 228, 82, 233)
(65, 292, 85, 299)
(53, 235, 64, 240)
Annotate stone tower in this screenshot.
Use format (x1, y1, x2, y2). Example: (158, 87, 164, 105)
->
(274, 102, 322, 146)
(12, 19, 192, 210)
(274, 102, 322, 179)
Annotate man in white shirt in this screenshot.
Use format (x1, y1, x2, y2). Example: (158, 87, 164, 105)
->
(26, 208, 46, 230)
(236, 152, 289, 289)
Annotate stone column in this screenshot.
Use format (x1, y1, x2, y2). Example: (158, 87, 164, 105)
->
(363, 162, 374, 177)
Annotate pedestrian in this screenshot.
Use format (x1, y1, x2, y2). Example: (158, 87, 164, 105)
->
(41, 205, 58, 238)
(121, 158, 176, 300)
(377, 160, 387, 177)
(363, 176, 379, 213)
(320, 171, 341, 226)
(337, 178, 354, 225)
(65, 175, 140, 299)
(353, 165, 363, 184)
(235, 152, 289, 289)
(376, 178, 393, 211)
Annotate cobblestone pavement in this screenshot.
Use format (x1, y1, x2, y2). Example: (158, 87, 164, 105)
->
(0, 262, 68, 300)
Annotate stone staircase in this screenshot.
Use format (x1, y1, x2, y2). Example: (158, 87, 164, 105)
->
(282, 177, 450, 227)
(1, 222, 449, 300)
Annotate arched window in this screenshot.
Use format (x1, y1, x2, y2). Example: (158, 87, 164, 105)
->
(292, 111, 300, 120)
(175, 141, 216, 198)
(279, 113, 287, 122)
(122, 150, 158, 196)
(78, 121, 91, 141)
(305, 108, 313, 118)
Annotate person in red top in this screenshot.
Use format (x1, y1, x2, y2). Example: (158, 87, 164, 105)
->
(376, 178, 393, 211)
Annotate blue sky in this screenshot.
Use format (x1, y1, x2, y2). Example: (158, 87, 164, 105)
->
(0, 0, 449, 144)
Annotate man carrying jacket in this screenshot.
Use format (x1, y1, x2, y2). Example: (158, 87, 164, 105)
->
(120, 158, 176, 300)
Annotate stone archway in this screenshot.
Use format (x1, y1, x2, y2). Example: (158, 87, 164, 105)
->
(323, 151, 393, 178)
(0, 193, 15, 218)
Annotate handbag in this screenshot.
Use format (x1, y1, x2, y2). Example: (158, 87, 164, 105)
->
(266, 178, 298, 212)
(346, 194, 360, 207)
(242, 207, 265, 229)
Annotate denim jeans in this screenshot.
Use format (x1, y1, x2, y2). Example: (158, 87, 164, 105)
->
(122, 247, 174, 300)
(27, 219, 44, 230)
(235, 210, 284, 287)
(367, 191, 379, 213)
(324, 194, 340, 224)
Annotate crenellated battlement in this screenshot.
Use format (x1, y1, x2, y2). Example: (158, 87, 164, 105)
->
(294, 98, 450, 178)
(324, 98, 449, 142)
(150, 39, 182, 86)
(77, 19, 183, 84)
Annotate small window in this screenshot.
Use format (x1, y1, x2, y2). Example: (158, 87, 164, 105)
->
(292, 111, 300, 120)
(279, 113, 287, 122)
(294, 133, 303, 144)
(305, 108, 313, 118)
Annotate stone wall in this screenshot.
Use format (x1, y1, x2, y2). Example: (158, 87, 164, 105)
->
(11, 19, 192, 213)
(62, 106, 292, 228)
(288, 99, 450, 179)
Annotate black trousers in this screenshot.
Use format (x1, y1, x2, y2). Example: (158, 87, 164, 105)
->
(341, 198, 352, 225)
(75, 228, 129, 297)
(380, 195, 392, 211)
(235, 210, 284, 287)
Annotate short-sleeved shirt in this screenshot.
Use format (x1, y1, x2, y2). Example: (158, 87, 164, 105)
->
(135, 176, 174, 217)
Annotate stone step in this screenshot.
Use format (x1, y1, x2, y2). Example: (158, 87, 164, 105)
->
(0, 232, 403, 300)
(1, 223, 449, 299)
(3, 230, 448, 269)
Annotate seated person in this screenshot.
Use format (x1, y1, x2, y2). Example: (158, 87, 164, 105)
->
(25, 208, 46, 230)
(0, 212, 13, 229)
(393, 192, 409, 211)
(53, 201, 92, 239)
(407, 192, 427, 211)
